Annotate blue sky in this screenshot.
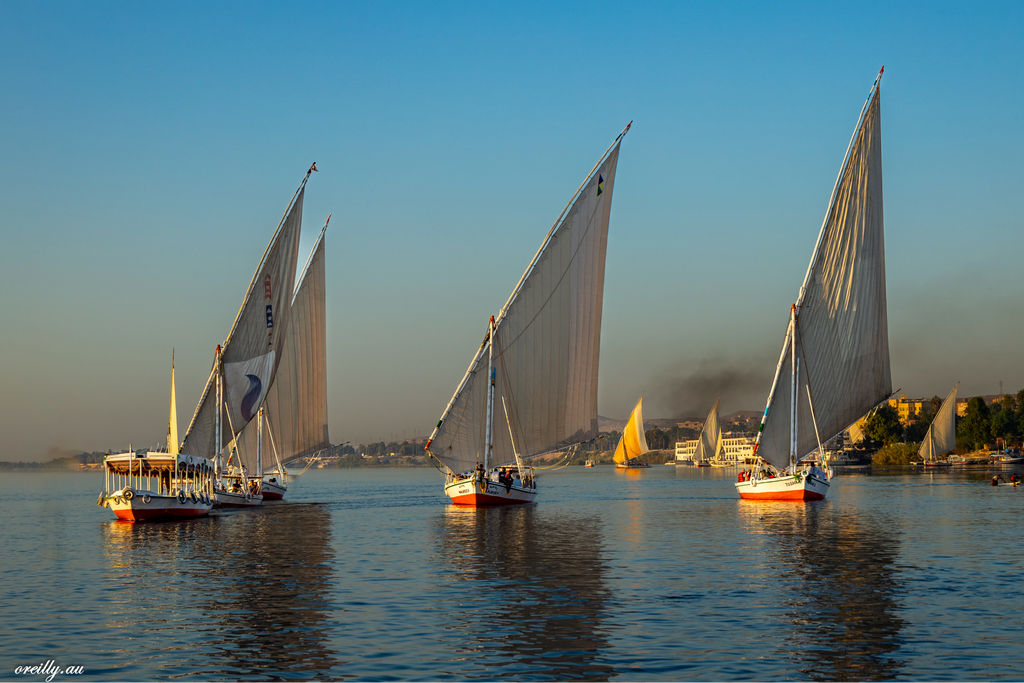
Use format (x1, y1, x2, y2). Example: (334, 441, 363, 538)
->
(1, 2, 1022, 460)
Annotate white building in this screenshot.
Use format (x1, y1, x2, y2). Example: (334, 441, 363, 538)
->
(675, 432, 755, 465)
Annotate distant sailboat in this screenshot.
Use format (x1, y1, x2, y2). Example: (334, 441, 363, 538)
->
(614, 397, 650, 469)
(694, 397, 721, 467)
(97, 352, 215, 521)
(180, 165, 314, 506)
(921, 384, 958, 467)
(234, 223, 331, 499)
(425, 124, 631, 506)
(738, 68, 891, 501)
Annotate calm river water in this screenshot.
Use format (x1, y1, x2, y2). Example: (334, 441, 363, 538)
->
(2, 465, 1023, 680)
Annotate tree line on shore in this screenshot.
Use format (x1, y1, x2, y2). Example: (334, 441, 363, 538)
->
(865, 390, 1024, 467)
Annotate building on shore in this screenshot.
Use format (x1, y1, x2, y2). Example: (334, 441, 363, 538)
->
(675, 432, 755, 465)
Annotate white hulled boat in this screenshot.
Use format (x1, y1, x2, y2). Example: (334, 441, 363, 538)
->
(425, 124, 631, 506)
(921, 384, 958, 467)
(614, 397, 651, 470)
(179, 165, 317, 507)
(234, 225, 331, 500)
(738, 69, 891, 501)
(98, 354, 216, 521)
(694, 397, 721, 467)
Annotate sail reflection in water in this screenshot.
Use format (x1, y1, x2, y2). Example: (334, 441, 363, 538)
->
(431, 506, 615, 681)
(100, 505, 341, 679)
(738, 501, 906, 680)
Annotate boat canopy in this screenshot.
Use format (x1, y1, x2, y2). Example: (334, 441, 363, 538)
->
(104, 452, 215, 475)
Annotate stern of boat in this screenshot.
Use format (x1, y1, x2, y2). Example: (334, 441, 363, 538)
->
(444, 477, 536, 506)
(734, 469, 830, 501)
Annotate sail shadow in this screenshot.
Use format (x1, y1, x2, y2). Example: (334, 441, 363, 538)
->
(101, 505, 343, 680)
(430, 505, 615, 681)
(738, 501, 906, 681)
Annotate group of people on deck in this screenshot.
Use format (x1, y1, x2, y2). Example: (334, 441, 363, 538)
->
(449, 463, 536, 491)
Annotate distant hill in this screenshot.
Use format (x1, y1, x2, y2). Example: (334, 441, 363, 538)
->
(598, 411, 758, 433)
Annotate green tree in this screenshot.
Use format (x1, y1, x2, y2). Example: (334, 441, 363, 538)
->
(865, 404, 902, 446)
(957, 396, 991, 451)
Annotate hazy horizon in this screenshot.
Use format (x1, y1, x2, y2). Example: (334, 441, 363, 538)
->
(2, 2, 1022, 461)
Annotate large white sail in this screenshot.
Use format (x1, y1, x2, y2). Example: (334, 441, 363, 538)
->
(427, 130, 627, 475)
(235, 228, 330, 470)
(694, 397, 721, 464)
(755, 76, 891, 471)
(180, 184, 306, 461)
(919, 384, 958, 461)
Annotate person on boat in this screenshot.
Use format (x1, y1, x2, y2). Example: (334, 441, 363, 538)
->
(1011, 473, 1020, 484)
(991, 475, 1005, 486)
(738, 471, 745, 483)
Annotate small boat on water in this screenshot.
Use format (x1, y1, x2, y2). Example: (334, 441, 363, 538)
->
(921, 384, 958, 467)
(179, 165, 318, 506)
(738, 68, 890, 502)
(97, 354, 215, 521)
(424, 124, 631, 506)
(693, 398, 721, 468)
(585, 459, 596, 468)
(614, 397, 651, 470)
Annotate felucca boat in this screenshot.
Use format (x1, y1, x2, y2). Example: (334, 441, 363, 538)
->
(739, 69, 891, 501)
(98, 353, 216, 521)
(179, 165, 316, 507)
(233, 224, 332, 500)
(921, 384, 958, 467)
(694, 397, 721, 467)
(614, 397, 651, 469)
(425, 124, 631, 506)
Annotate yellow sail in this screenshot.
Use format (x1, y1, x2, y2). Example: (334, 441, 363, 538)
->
(168, 351, 179, 455)
(613, 397, 649, 464)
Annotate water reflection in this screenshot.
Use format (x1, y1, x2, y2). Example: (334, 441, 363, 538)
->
(738, 501, 906, 680)
(431, 505, 614, 681)
(101, 504, 340, 679)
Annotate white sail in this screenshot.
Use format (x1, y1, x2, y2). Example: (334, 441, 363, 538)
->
(427, 131, 627, 474)
(919, 384, 958, 461)
(180, 185, 306, 461)
(755, 76, 891, 471)
(235, 228, 330, 470)
(694, 397, 721, 464)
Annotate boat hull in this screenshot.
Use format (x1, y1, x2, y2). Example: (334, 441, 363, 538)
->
(215, 490, 264, 507)
(445, 478, 536, 506)
(261, 478, 286, 500)
(735, 472, 830, 501)
(104, 490, 212, 522)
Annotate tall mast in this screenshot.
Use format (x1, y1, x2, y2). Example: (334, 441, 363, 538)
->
(484, 316, 495, 470)
(790, 306, 798, 469)
(215, 345, 222, 475)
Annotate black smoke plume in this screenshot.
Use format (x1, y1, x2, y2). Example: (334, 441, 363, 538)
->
(649, 357, 773, 421)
